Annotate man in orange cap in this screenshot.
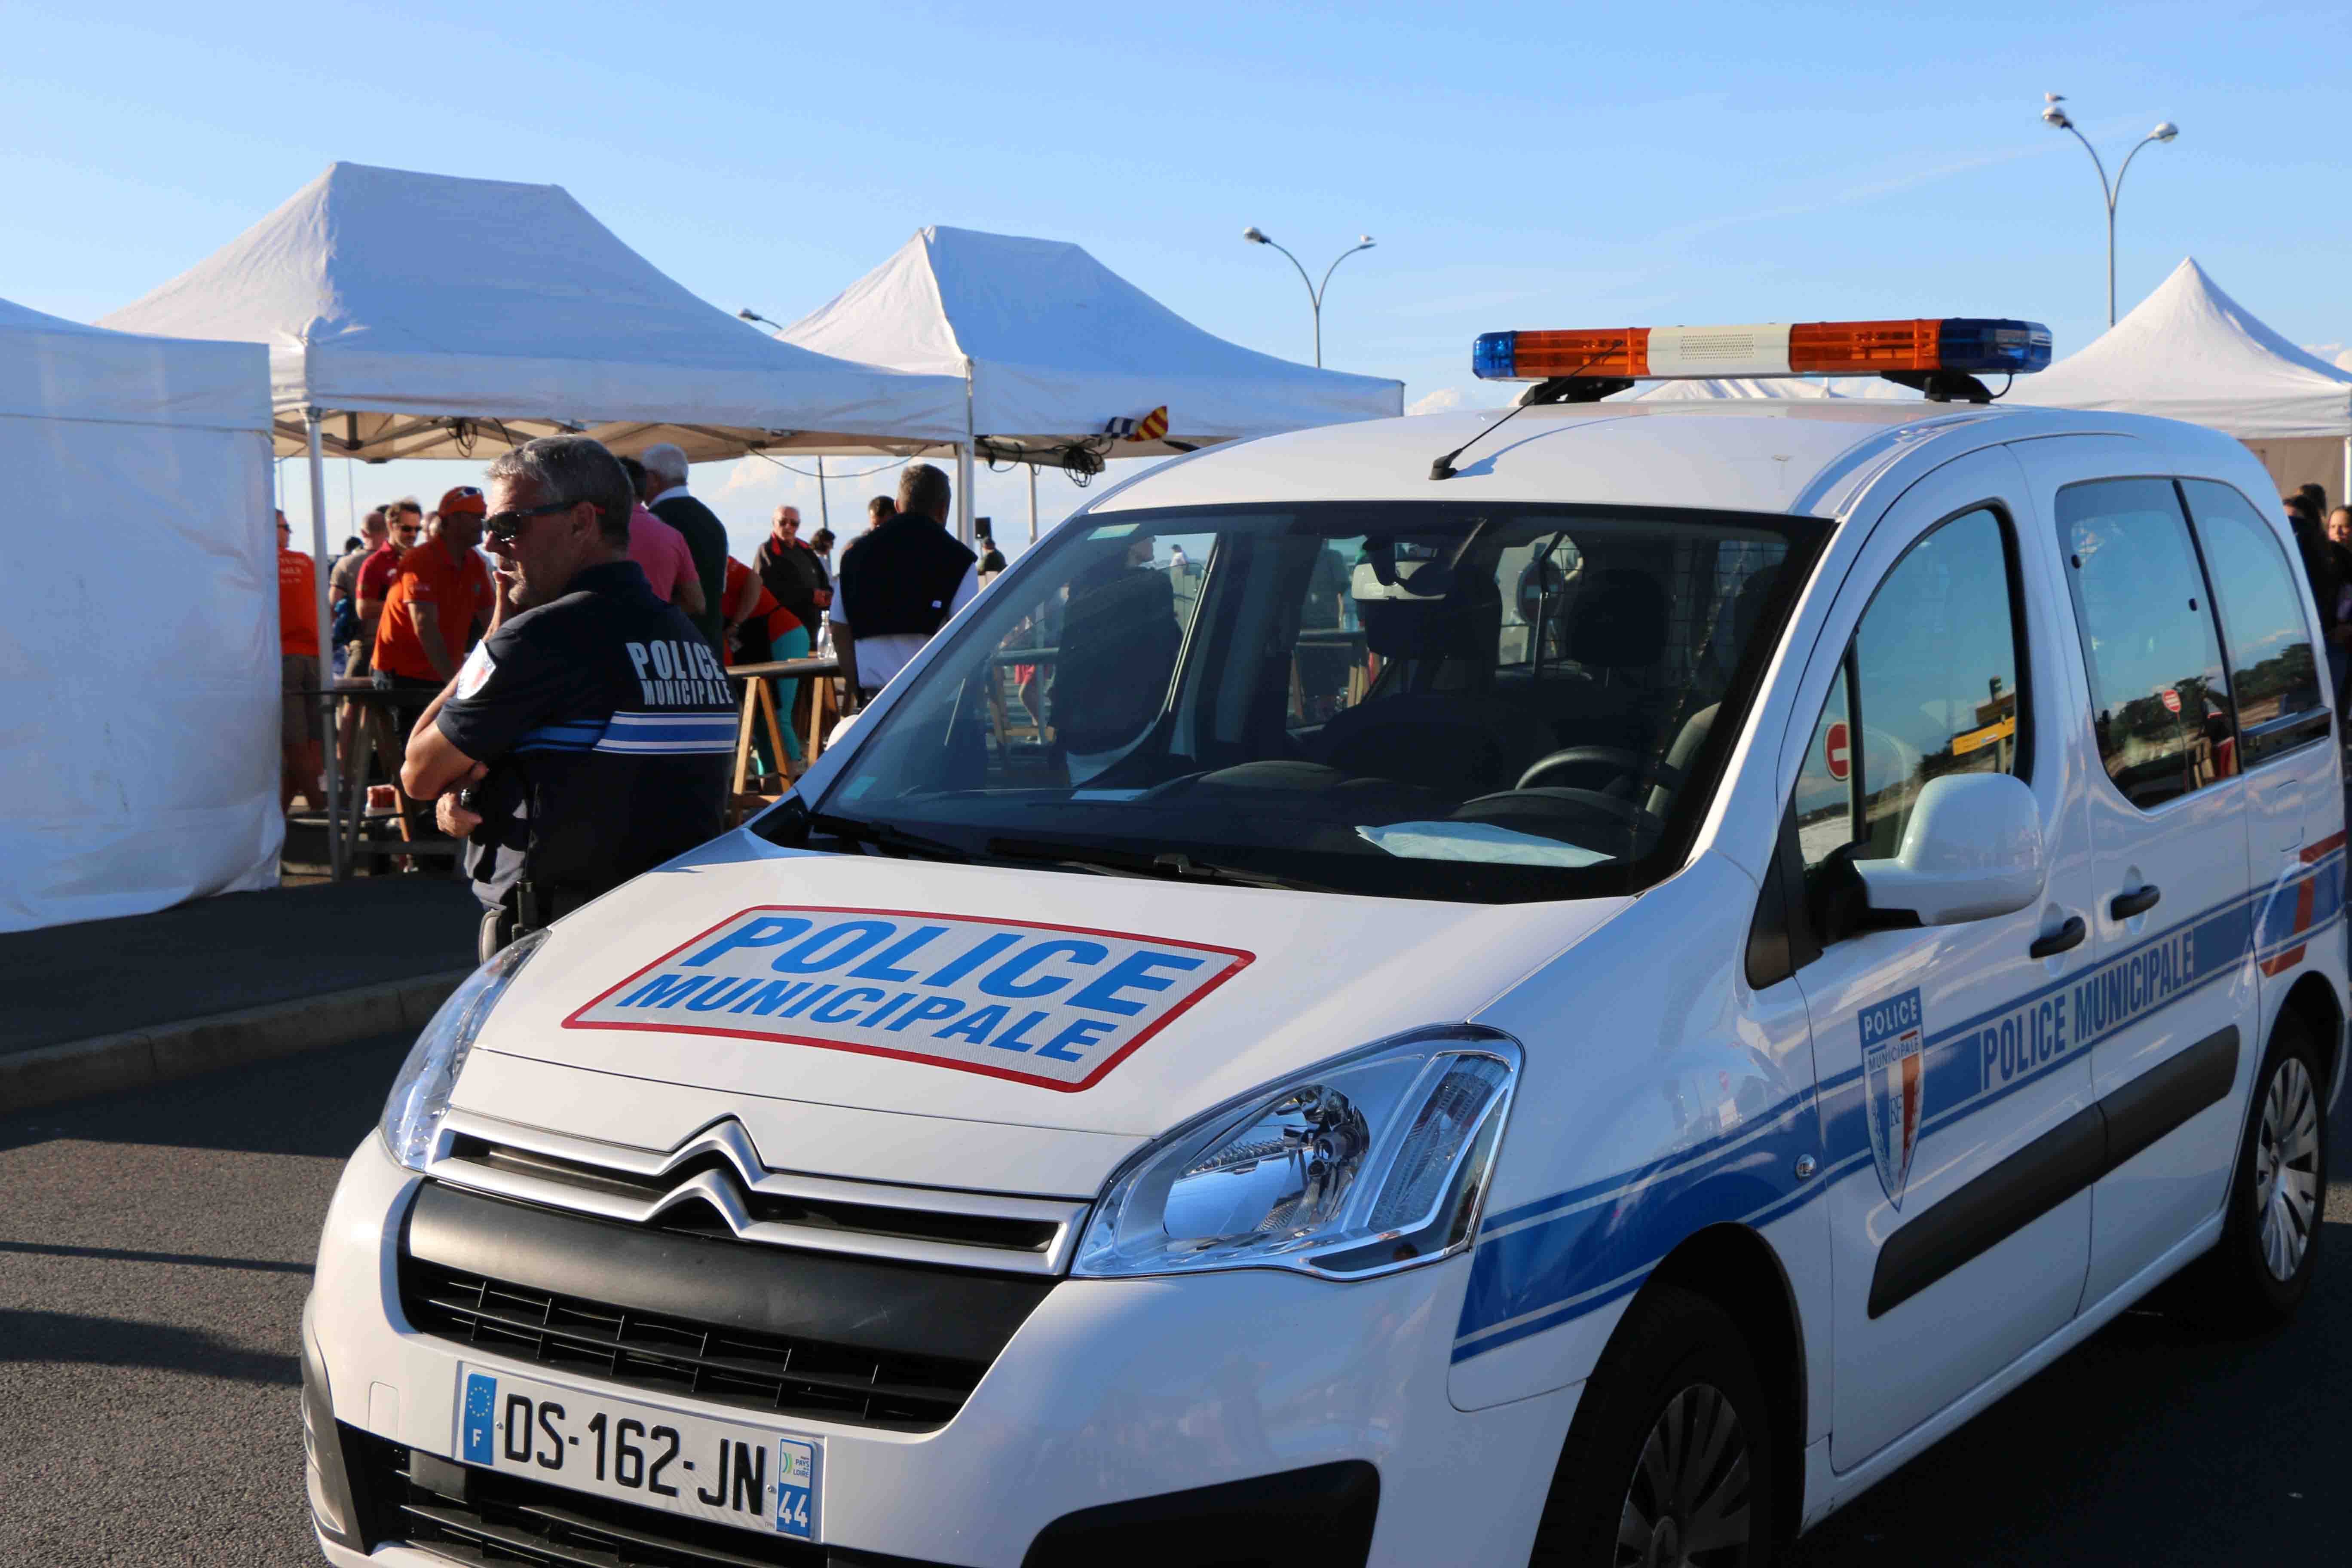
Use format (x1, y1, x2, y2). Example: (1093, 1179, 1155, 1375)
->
(373, 486, 496, 738)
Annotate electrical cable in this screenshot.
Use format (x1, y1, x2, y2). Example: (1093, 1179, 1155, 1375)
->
(747, 450, 913, 480)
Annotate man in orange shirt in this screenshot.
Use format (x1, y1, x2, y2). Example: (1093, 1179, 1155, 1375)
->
(373, 487, 496, 739)
(277, 511, 325, 812)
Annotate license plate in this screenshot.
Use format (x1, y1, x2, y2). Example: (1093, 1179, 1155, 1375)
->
(456, 1366, 821, 1542)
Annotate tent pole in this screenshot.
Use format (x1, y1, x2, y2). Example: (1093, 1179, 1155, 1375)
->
(2343, 435, 2349, 510)
(815, 456, 828, 535)
(958, 358, 977, 545)
(1027, 463, 1038, 544)
(306, 410, 346, 881)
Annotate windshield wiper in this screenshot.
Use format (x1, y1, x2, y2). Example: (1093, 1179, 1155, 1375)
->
(987, 836, 1332, 893)
(808, 812, 975, 864)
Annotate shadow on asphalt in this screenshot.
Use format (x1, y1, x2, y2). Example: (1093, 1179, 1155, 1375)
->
(0, 1240, 313, 1274)
(1788, 1135, 2350, 1564)
(0, 1308, 300, 1386)
(0, 1031, 413, 1158)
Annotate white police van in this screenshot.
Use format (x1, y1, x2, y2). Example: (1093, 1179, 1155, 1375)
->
(306, 317, 2343, 1567)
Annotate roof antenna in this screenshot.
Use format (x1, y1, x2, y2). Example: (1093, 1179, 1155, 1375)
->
(1429, 349, 1621, 480)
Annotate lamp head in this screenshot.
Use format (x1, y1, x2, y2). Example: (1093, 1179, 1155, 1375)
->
(1243, 226, 1268, 244)
(2040, 103, 2072, 129)
(2151, 121, 2179, 142)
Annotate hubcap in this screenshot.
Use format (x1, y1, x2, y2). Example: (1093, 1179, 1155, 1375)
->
(1617, 1382, 1752, 1567)
(2254, 1056, 2321, 1283)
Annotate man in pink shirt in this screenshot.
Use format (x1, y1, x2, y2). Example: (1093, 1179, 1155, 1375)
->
(618, 454, 706, 614)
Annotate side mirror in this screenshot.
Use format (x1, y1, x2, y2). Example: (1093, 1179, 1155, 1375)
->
(1852, 772, 2046, 925)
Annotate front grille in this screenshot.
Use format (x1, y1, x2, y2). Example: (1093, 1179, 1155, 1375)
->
(452, 1137, 1064, 1256)
(404, 1260, 981, 1431)
(349, 1430, 918, 1566)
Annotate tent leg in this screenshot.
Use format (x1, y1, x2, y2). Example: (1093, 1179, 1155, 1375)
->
(957, 442, 976, 546)
(815, 456, 828, 535)
(958, 361, 977, 545)
(1027, 463, 1038, 544)
(2342, 436, 2349, 510)
(306, 411, 346, 882)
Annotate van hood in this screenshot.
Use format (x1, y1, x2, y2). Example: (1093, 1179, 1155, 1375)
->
(459, 841, 1625, 1186)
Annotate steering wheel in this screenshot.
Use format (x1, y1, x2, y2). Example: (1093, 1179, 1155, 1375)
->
(1517, 745, 1646, 793)
(1458, 786, 1651, 831)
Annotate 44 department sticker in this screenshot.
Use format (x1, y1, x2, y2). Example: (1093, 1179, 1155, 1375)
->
(565, 906, 1253, 1091)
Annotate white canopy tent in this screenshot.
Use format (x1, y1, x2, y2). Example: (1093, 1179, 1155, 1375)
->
(779, 225, 1404, 540)
(0, 296, 276, 931)
(101, 162, 966, 871)
(99, 162, 968, 464)
(2009, 257, 2352, 499)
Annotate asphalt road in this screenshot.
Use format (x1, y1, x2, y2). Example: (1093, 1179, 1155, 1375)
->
(2, 1035, 2346, 1567)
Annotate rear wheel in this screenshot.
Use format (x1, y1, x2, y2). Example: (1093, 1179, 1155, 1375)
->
(1528, 1286, 1775, 1568)
(2180, 1014, 2327, 1330)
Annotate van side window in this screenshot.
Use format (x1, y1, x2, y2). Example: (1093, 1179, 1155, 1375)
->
(2179, 478, 2328, 765)
(2056, 479, 2235, 808)
(1798, 506, 2024, 876)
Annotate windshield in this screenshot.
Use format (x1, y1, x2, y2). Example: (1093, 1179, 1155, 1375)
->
(789, 501, 1825, 903)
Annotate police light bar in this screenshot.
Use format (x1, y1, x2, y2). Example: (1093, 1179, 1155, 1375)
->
(1470, 318, 2052, 381)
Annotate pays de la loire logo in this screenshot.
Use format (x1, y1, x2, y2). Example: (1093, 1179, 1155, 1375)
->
(1859, 986, 1926, 1208)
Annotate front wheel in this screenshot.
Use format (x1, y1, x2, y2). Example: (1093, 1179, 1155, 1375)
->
(2180, 1014, 2328, 1330)
(1528, 1286, 1776, 1568)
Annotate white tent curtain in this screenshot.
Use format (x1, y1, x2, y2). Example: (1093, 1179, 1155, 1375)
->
(0, 298, 277, 932)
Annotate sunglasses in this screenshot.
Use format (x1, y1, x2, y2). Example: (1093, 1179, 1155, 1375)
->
(484, 498, 580, 544)
(395, 524, 421, 537)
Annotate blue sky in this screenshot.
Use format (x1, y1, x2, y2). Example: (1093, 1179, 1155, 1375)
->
(8, 0, 2348, 561)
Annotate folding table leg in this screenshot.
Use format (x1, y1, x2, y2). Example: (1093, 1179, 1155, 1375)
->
(731, 679, 759, 795)
(757, 679, 790, 782)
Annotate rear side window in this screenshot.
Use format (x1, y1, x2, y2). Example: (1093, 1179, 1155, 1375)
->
(2180, 478, 2328, 764)
(2056, 478, 2234, 809)
(1798, 505, 2024, 873)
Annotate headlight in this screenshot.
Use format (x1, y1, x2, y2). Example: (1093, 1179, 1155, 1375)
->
(1072, 1026, 1519, 1280)
(378, 931, 546, 1172)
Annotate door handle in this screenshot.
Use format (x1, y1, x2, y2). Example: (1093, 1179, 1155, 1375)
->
(2029, 916, 2087, 960)
(2110, 885, 2162, 919)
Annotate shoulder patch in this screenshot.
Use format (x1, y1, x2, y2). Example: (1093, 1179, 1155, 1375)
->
(456, 643, 496, 699)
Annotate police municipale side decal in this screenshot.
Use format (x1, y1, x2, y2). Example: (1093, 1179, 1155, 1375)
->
(564, 906, 1254, 1091)
(1451, 839, 2344, 1363)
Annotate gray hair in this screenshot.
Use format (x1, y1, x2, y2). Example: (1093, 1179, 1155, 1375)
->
(897, 461, 951, 520)
(640, 441, 690, 488)
(487, 436, 634, 547)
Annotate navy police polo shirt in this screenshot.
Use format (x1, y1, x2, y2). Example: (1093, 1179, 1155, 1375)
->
(438, 559, 735, 910)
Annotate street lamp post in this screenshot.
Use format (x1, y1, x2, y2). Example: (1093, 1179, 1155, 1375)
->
(2040, 96, 2179, 326)
(1242, 228, 1375, 367)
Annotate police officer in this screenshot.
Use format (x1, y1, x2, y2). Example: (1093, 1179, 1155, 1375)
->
(402, 436, 737, 959)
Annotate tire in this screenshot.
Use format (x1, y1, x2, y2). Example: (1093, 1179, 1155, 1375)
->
(2179, 1011, 2328, 1331)
(1527, 1286, 1776, 1568)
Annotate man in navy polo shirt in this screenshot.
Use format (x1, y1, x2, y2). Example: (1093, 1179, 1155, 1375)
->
(402, 436, 736, 959)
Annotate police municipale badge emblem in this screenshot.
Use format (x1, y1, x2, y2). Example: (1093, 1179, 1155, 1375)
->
(456, 644, 496, 700)
(1858, 987, 1926, 1209)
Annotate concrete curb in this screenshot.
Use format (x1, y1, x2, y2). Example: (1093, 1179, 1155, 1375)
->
(0, 969, 475, 1114)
